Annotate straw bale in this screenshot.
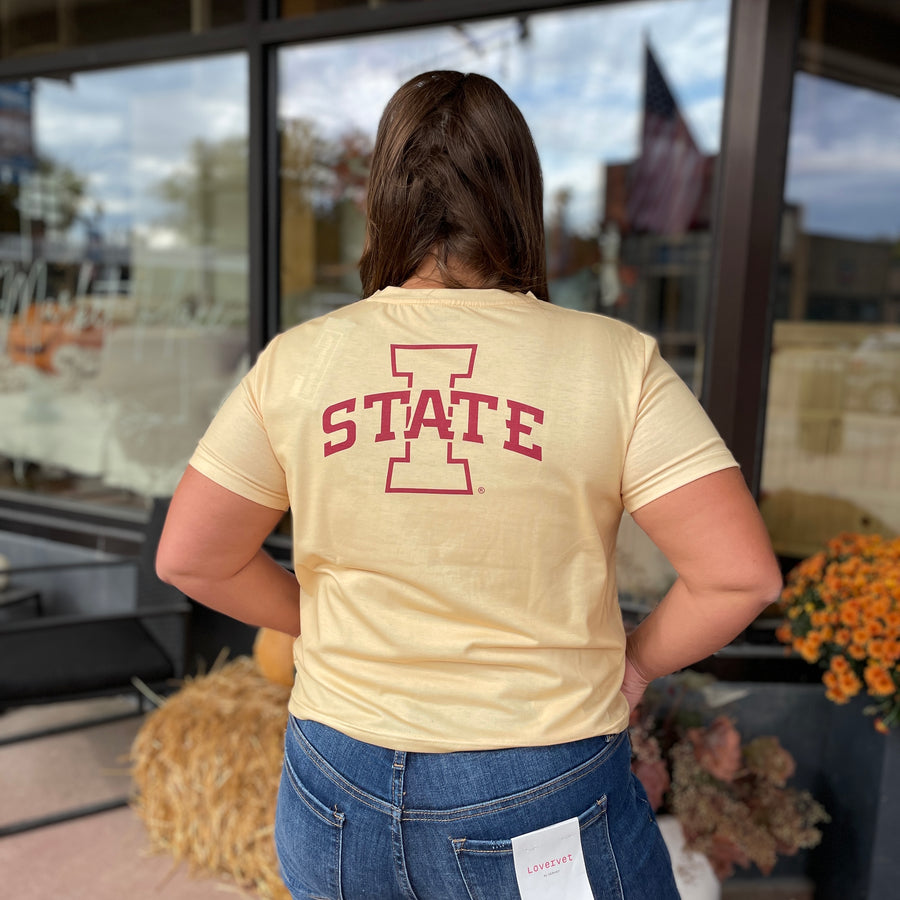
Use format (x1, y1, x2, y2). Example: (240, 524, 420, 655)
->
(131, 656, 292, 899)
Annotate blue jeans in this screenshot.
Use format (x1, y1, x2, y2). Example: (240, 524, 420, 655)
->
(275, 717, 678, 899)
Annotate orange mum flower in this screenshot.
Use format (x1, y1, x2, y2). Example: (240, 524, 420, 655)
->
(867, 639, 886, 663)
(778, 533, 899, 731)
(838, 670, 862, 697)
(798, 639, 821, 664)
(830, 656, 850, 675)
(864, 664, 896, 697)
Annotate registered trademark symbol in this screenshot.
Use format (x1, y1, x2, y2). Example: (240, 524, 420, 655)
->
(478, 486, 485, 494)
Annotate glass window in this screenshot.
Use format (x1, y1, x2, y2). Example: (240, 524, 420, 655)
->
(278, 0, 730, 400)
(0, 1, 245, 60)
(0, 53, 249, 508)
(760, 0, 900, 560)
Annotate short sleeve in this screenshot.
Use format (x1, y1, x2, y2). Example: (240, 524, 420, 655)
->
(621, 339, 738, 512)
(189, 368, 290, 511)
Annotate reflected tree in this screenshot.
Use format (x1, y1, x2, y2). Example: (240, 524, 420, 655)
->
(156, 136, 248, 253)
(152, 137, 249, 318)
(280, 118, 372, 305)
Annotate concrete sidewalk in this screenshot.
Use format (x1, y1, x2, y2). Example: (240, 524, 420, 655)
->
(0, 694, 258, 899)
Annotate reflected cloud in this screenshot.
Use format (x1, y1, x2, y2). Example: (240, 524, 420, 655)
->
(786, 73, 900, 240)
(28, 55, 248, 239)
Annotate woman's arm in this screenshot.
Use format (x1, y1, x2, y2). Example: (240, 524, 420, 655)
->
(156, 465, 301, 636)
(622, 467, 783, 709)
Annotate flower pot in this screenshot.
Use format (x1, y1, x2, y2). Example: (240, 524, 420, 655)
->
(657, 814, 721, 900)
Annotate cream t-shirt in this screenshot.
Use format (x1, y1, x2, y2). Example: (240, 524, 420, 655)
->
(190, 287, 737, 751)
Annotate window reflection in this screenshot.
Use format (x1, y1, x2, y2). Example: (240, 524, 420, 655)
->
(278, 0, 730, 400)
(0, 55, 249, 506)
(761, 57, 900, 558)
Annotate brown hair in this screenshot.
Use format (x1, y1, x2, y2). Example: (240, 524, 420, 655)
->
(359, 70, 549, 300)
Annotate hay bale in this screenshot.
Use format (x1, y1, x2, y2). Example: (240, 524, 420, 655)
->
(131, 656, 291, 899)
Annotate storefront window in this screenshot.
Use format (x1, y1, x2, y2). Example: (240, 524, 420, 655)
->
(0, 53, 249, 506)
(0, 1, 245, 60)
(278, 0, 730, 400)
(760, 2, 900, 559)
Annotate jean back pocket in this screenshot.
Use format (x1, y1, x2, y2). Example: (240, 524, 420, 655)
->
(451, 796, 624, 900)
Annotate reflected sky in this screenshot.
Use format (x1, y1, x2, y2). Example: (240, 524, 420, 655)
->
(12, 0, 899, 247)
(32, 54, 248, 247)
(785, 72, 900, 241)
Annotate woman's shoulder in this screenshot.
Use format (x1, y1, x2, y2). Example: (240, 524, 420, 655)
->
(260, 301, 369, 352)
(540, 303, 655, 355)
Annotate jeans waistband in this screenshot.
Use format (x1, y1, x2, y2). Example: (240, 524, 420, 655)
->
(290, 717, 627, 814)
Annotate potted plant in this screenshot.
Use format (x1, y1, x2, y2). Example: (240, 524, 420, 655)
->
(776, 532, 900, 733)
(629, 674, 829, 895)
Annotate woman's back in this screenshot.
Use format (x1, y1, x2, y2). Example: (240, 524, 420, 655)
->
(191, 285, 735, 751)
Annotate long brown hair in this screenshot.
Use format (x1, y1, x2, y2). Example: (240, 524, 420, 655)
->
(359, 71, 549, 300)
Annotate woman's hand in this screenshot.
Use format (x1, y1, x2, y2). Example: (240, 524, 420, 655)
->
(621, 653, 651, 713)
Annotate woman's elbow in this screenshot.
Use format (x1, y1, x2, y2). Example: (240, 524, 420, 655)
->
(759, 563, 786, 611)
(737, 556, 784, 614)
(155, 539, 198, 589)
(691, 554, 784, 615)
(155, 553, 179, 588)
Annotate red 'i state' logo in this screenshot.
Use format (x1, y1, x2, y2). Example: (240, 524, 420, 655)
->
(322, 344, 544, 495)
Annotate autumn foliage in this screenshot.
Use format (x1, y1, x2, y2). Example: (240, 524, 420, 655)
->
(777, 533, 900, 732)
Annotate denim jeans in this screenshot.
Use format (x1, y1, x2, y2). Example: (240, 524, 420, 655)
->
(275, 717, 679, 900)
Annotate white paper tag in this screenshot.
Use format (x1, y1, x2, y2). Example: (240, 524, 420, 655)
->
(511, 817, 595, 900)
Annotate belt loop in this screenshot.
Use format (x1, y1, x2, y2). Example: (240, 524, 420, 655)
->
(391, 751, 407, 808)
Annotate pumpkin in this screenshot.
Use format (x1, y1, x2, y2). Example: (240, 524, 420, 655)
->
(252, 627, 296, 688)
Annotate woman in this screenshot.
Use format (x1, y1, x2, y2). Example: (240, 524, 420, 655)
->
(157, 71, 782, 899)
